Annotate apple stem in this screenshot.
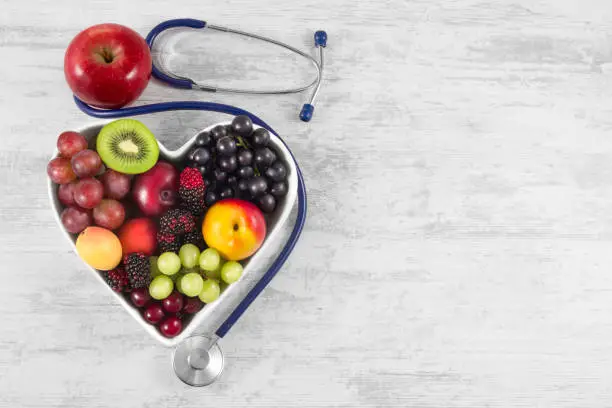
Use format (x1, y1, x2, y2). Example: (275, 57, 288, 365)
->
(96, 47, 115, 64)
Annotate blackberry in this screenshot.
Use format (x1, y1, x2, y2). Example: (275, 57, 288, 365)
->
(159, 208, 196, 235)
(124, 253, 150, 289)
(182, 230, 205, 249)
(181, 197, 205, 216)
(104, 268, 130, 293)
(157, 232, 181, 253)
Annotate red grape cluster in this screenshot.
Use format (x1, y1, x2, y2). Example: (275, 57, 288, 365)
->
(48, 131, 131, 234)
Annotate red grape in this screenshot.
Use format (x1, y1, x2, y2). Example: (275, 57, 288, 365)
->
(162, 291, 184, 313)
(93, 199, 125, 230)
(57, 181, 77, 206)
(182, 297, 203, 314)
(130, 287, 151, 308)
(71, 149, 102, 178)
(73, 178, 104, 209)
(159, 316, 182, 338)
(61, 206, 92, 234)
(100, 169, 131, 200)
(143, 303, 165, 324)
(47, 157, 76, 184)
(57, 131, 88, 158)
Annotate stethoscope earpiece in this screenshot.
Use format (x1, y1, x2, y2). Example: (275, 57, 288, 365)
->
(299, 30, 327, 122)
(314, 30, 327, 48)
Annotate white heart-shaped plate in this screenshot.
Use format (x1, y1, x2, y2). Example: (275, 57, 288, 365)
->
(47, 120, 298, 347)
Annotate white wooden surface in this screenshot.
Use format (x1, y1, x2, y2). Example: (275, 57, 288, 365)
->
(3, 0, 612, 406)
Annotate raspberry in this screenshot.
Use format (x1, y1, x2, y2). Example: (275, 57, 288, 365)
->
(180, 167, 205, 190)
(179, 168, 206, 216)
(124, 253, 150, 289)
(104, 268, 131, 293)
(159, 208, 195, 235)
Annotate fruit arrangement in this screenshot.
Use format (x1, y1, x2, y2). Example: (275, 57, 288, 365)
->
(48, 117, 279, 339)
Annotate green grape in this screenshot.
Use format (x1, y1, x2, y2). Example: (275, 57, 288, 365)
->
(179, 244, 200, 269)
(221, 261, 243, 284)
(198, 279, 220, 303)
(149, 256, 161, 278)
(182, 272, 204, 297)
(149, 275, 174, 300)
(158, 252, 181, 275)
(175, 274, 185, 294)
(205, 260, 223, 280)
(199, 248, 221, 271)
(174, 274, 185, 295)
(170, 272, 183, 282)
(205, 269, 221, 280)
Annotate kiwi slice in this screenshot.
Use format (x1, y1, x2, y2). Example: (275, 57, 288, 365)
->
(97, 119, 159, 174)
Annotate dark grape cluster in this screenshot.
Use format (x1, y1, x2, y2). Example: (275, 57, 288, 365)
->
(183, 116, 288, 213)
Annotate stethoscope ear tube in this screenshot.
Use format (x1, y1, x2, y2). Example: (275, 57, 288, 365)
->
(73, 96, 307, 339)
(215, 131, 307, 337)
(145, 19, 207, 90)
(145, 18, 326, 121)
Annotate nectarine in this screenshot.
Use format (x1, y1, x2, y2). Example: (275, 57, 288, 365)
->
(202, 199, 266, 261)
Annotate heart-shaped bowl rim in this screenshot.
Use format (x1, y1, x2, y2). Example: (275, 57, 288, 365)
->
(48, 119, 298, 347)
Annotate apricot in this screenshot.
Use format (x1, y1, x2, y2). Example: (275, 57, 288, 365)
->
(76, 226, 122, 270)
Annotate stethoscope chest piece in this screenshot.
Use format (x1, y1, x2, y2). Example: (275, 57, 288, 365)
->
(173, 335, 224, 386)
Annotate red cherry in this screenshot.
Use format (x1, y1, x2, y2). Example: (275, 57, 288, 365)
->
(159, 316, 182, 338)
(143, 303, 165, 324)
(162, 291, 184, 313)
(182, 297, 204, 314)
(130, 287, 151, 308)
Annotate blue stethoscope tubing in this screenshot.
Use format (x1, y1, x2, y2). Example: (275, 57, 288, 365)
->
(145, 18, 327, 122)
(74, 97, 307, 339)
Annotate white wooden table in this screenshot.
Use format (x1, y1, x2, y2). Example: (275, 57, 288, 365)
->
(2, 0, 612, 406)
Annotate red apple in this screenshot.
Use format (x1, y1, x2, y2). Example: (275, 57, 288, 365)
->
(64, 23, 152, 109)
(118, 218, 157, 256)
(202, 199, 266, 261)
(132, 162, 179, 217)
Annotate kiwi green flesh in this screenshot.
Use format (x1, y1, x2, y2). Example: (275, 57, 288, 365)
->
(97, 119, 159, 175)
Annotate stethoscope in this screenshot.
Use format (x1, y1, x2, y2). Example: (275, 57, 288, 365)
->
(73, 19, 315, 385)
(145, 18, 327, 122)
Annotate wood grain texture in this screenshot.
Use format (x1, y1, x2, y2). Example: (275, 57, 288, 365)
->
(2, 0, 612, 406)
